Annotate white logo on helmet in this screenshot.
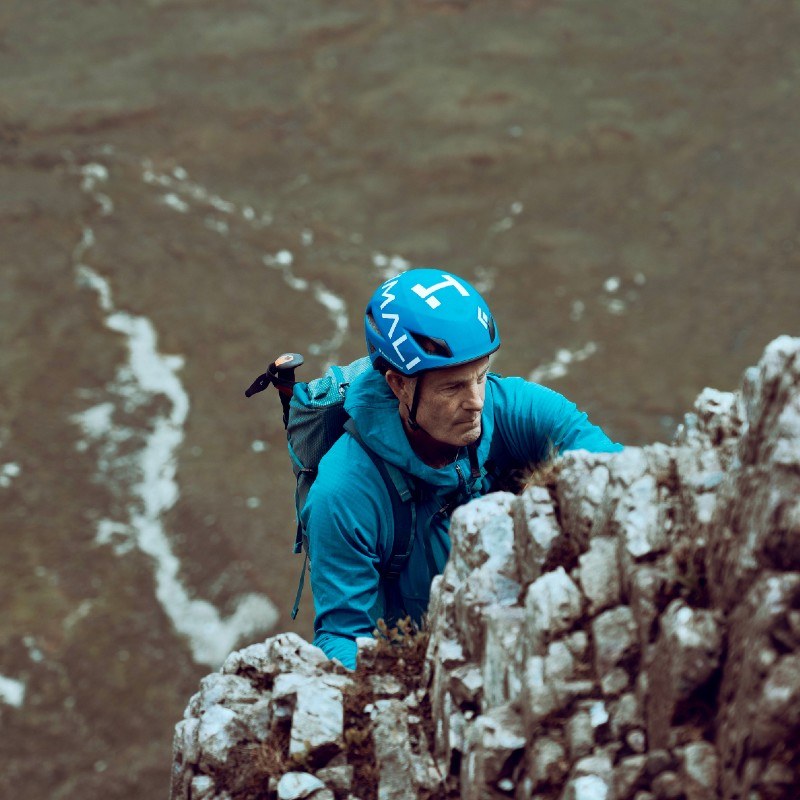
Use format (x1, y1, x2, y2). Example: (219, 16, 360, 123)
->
(380, 279, 398, 310)
(376, 277, 421, 370)
(411, 274, 470, 309)
(379, 279, 401, 338)
(477, 308, 489, 330)
(391, 335, 420, 370)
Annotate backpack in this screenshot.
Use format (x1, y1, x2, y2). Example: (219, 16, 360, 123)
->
(246, 355, 417, 622)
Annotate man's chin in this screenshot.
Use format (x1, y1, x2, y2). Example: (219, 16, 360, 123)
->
(459, 425, 482, 446)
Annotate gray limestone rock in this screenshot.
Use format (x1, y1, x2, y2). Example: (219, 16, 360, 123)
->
(315, 764, 354, 794)
(524, 567, 583, 656)
(591, 606, 637, 677)
(556, 451, 613, 548)
(565, 630, 589, 659)
(626, 729, 647, 754)
(609, 692, 642, 739)
(449, 664, 483, 710)
(481, 605, 525, 708)
(448, 492, 517, 581)
(607, 447, 650, 489)
(583, 699, 609, 730)
(573, 752, 614, 780)
(276, 772, 326, 800)
(707, 337, 800, 612)
(236, 696, 273, 741)
(427, 633, 468, 768)
(453, 564, 522, 661)
(576, 536, 621, 615)
(627, 566, 667, 648)
(174, 716, 200, 768)
(614, 755, 647, 800)
(519, 656, 557, 727)
(612, 474, 668, 561)
(646, 601, 722, 750)
(371, 699, 418, 800)
(513, 484, 562, 585)
(600, 667, 630, 697)
(197, 704, 245, 772)
(751, 652, 800, 749)
(715, 572, 800, 796)
(679, 741, 719, 800)
(460, 704, 526, 800)
(651, 770, 683, 800)
(562, 773, 612, 800)
(169, 761, 193, 800)
(544, 639, 576, 684)
(424, 575, 457, 640)
(188, 673, 262, 717)
(739, 335, 800, 468)
(222, 633, 328, 679)
(562, 752, 615, 799)
(526, 736, 567, 790)
(565, 710, 595, 760)
(169, 337, 800, 800)
(284, 677, 346, 765)
(189, 774, 215, 800)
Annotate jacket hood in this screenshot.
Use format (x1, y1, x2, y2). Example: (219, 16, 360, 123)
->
(344, 368, 496, 490)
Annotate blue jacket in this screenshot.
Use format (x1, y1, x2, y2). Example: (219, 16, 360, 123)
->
(301, 368, 622, 668)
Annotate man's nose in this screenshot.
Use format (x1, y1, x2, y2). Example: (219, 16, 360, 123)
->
(462, 382, 484, 411)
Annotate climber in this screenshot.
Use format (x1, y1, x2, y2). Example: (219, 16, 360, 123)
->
(302, 268, 622, 669)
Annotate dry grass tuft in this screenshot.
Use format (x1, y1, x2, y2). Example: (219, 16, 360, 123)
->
(521, 453, 562, 492)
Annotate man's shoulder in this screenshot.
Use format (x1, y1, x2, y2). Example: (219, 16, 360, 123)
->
(314, 430, 391, 495)
(305, 431, 396, 534)
(488, 373, 562, 410)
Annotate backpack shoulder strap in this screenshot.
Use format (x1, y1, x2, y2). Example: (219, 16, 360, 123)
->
(343, 418, 416, 585)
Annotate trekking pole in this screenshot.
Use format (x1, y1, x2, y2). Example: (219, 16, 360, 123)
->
(245, 352, 304, 428)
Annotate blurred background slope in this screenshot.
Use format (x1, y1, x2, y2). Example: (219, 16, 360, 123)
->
(1, 1, 799, 797)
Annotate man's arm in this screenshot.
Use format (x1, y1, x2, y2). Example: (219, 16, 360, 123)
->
(490, 376, 623, 464)
(301, 436, 392, 670)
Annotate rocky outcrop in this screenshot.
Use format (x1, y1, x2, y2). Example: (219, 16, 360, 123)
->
(170, 336, 800, 800)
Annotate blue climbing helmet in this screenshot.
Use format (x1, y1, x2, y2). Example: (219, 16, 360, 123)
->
(365, 268, 501, 375)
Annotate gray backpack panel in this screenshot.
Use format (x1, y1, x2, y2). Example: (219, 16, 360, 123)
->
(286, 357, 374, 553)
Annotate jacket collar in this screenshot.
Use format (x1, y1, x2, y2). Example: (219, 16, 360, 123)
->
(344, 368, 496, 490)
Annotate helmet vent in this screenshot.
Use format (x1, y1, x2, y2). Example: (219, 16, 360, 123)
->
(410, 332, 452, 358)
(366, 311, 382, 336)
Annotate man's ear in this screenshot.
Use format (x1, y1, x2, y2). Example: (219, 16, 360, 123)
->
(384, 369, 411, 403)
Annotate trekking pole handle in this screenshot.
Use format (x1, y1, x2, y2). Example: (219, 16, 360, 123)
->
(271, 353, 304, 427)
(270, 353, 304, 393)
(244, 353, 305, 398)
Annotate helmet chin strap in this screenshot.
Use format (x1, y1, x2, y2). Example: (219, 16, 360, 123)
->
(405, 373, 423, 431)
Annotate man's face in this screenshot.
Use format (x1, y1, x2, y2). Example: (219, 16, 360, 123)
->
(398, 357, 490, 448)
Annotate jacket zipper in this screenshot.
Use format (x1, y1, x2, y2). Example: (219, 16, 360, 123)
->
(455, 463, 466, 493)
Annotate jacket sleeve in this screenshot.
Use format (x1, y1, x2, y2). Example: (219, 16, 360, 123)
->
(490, 376, 623, 464)
(300, 436, 392, 670)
